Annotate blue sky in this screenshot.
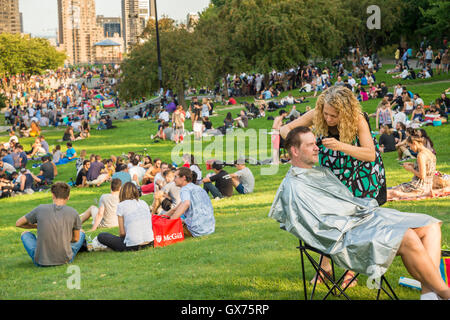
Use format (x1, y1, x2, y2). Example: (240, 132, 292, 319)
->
(18, 0, 210, 37)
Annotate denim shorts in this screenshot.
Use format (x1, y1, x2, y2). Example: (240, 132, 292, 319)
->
(236, 183, 246, 194)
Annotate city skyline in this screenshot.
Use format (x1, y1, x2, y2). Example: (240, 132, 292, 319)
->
(18, 0, 210, 37)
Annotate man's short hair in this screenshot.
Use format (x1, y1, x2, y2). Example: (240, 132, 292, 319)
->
(111, 178, 122, 192)
(285, 126, 312, 155)
(177, 167, 193, 183)
(279, 110, 287, 116)
(51, 182, 71, 200)
(131, 157, 139, 166)
(212, 161, 223, 171)
(235, 156, 246, 165)
(163, 168, 175, 177)
(66, 142, 72, 147)
(83, 160, 90, 166)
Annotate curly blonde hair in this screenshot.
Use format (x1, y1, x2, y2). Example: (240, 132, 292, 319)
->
(313, 86, 362, 144)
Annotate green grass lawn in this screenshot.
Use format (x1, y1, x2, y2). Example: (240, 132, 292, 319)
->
(0, 75, 449, 300)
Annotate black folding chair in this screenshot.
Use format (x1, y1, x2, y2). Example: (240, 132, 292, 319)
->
(297, 239, 399, 300)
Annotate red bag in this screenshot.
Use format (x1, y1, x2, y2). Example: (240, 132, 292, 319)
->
(151, 215, 184, 247)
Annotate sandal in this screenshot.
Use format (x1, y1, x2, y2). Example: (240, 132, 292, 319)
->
(341, 271, 358, 289)
(310, 269, 333, 285)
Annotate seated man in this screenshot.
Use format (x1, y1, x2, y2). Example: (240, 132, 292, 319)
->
(0, 159, 16, 178)
(202, 161, 233, 199)
(165, 167, 215, 237)
(268, 126, 449, 300)
(34, 155, 57, 185)
(12, 168, 35, 194)
(15, 182, 85, 267)
(75, 160, 90, 187)
(111, 163, 132, 186)
(230, 160, 255, 194)
(233, 110, 249, 129)
(86, 155, 109, 187)
(79, 178, 121, 231)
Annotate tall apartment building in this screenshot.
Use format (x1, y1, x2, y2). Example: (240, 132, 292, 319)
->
(97, 15, 121, 38)
(57, 0, 102, 65)
(0, 0, 22, 34)
(121, 0, 155, 52)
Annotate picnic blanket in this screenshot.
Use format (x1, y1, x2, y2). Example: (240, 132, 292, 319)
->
(55, 157, 78, 166)
(387, 187, 450, 201)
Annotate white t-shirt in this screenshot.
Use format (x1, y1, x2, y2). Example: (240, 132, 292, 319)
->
(117, 199, 153, 247)
(393, 111, 407, 128)
(159, 111, 170, 122)
(190, 164, 202, 184)
(414, 98, 424, 107)
(129, 165, 146, 183)
(348, 78, 356, 89)
(72, 121, 81, 132)
(303, 83, 312, 92)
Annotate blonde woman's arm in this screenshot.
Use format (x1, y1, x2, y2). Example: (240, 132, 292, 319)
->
(322, 114, 376, 162)
(280, 109, 315, 139)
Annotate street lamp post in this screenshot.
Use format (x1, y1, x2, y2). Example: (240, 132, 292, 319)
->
(154, 0, 163, 94)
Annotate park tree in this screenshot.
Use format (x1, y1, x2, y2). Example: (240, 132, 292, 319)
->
(198, 0, 348, 90)
(390, 0, 448, 48)
(139, 15, 177, 40)
(195, 3, 246, 97)
(336, 0, 405, 52)
(0, 33, 66, 76)
(119, 24, 214, 108)
(419, 0, 450, 45)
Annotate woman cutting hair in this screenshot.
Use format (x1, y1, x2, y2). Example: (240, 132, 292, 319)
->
(281, 85, 386, 204)
(280, 85, 387, 287)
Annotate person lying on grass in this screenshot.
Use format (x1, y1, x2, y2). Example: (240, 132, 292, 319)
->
(269, 126, 449, 300)
(15, 182, 85, 267)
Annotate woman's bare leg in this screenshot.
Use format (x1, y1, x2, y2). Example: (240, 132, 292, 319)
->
(397, 227, 449, 299)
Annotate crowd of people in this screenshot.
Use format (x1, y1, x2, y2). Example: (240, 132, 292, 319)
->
(0, 65, 122, 144)
(14, 148, 256, 261)
(4, 42, 450, 300)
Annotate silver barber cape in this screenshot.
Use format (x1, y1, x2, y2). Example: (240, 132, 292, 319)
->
(269, 166, 441, 279)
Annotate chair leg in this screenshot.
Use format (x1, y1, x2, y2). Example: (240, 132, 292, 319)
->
(383, 276, 399, 300)
(305, 252, 352, 300)
(377, 276, 399, 300)
(298, 242, 308, 300)
(310, 254, 324, 300)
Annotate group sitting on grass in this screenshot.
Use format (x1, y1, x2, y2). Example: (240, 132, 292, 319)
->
(12, 146, 258, 261)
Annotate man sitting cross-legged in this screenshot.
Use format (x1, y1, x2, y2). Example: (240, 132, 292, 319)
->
(79, 178, 122, 231)
(202, 161, 233, 199)
(269, 126, 449, 300)
(15, 182, 85, 267)
(229, 159, 255, 194)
